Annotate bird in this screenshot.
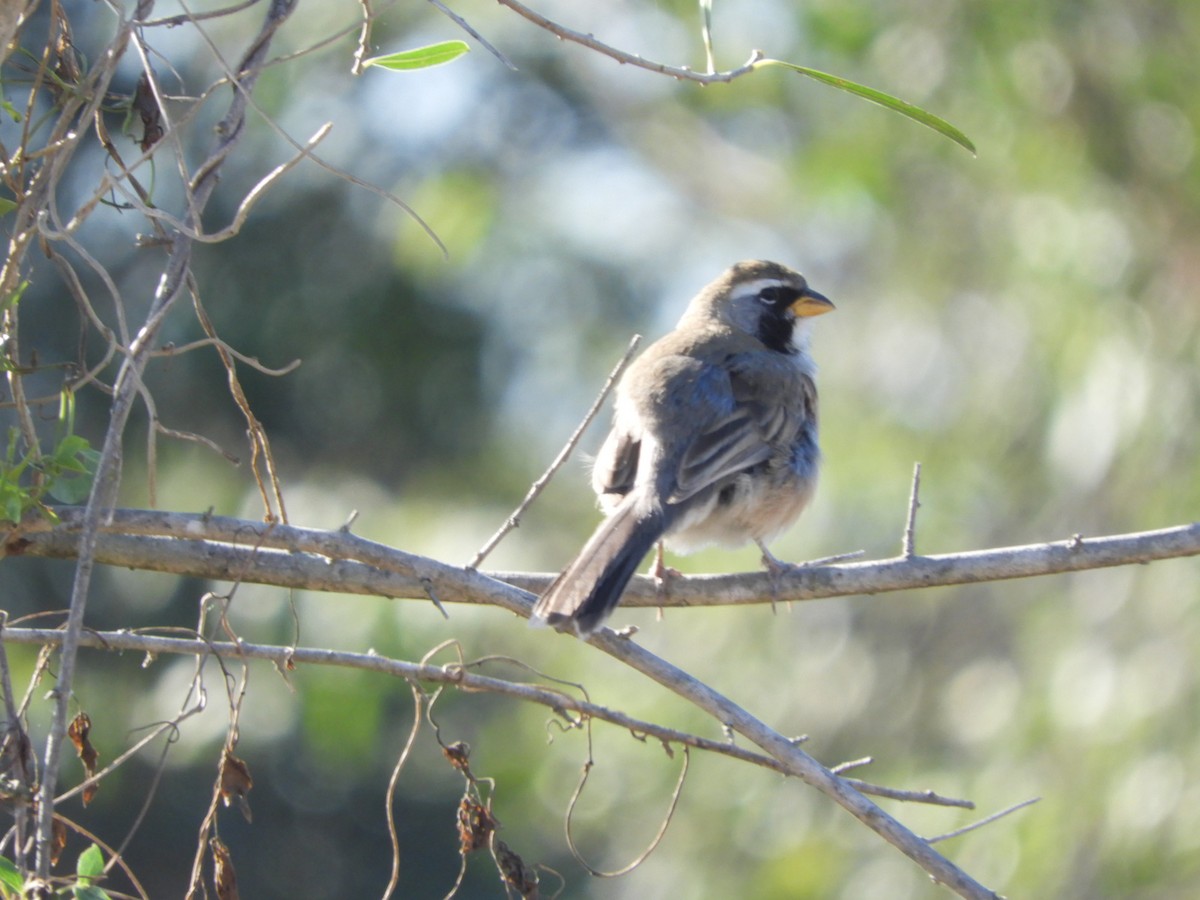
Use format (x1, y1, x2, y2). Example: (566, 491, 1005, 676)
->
(532, 260, 834, 636)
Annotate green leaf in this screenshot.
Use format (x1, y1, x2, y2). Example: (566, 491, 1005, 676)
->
(363, 40, 470, 72)
(0, 484, 23, 525)
(76, 844, 104, 882)
(0, 198, 16, 217)
(45, 427, 98, 503)
(46, 460, 98, 504)
(0, 855, 24, 893)
(1, 501, 20, 525)
(52, 434, 91, 464)
(757, 59, 976, 154)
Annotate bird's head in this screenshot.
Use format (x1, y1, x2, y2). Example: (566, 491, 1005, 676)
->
(688, 260, 834, 355)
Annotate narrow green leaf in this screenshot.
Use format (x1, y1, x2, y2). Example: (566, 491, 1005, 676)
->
(363, 40, 470, 72)
(0, 198, 16, 217)
(757, 59, 976, 154)
(0, 855, 24, 893)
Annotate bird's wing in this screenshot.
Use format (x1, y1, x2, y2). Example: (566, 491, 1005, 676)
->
(671, 357, 814, 503)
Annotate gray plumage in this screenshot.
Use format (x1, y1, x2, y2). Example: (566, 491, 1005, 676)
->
(533, 260, 833, 636)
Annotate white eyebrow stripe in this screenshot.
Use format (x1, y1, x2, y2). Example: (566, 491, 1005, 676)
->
(729, 278, 789, 303)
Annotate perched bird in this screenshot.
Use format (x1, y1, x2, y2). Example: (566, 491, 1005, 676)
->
(533, 260, 834, 636)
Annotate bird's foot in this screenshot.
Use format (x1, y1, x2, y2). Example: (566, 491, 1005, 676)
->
(757, 541, 802, 613)
(649, 543, 680, 622)
(649, 543, 681, 594)
(753, 542, 801, 578)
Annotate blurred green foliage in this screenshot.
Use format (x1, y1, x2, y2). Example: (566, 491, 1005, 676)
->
(2, 0, 1199, 898)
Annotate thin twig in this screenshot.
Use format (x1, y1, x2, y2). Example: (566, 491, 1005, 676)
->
(187, 276, 287, 522)
(903, 461, 922, 558)
(842, 779, 973, 810)
(151, 338, 301, 376)
(927, 797, 1040, 844)
(382, 684, 424, 899)
(830, 756, 873, 775)
(565, 745, 689, 877)
(426, 0, 517, 71)
(468, 334, 642, 569)
(0, 613, 35, 876)
(802, 549, 866, 566)
(496, 0, 764, 83)
(353, 0, 372, 75)
(138, 0, 262, 28)
(193, 122, 333, 244)
(699, 0, 716, 74)
(51, 814, 150, 900)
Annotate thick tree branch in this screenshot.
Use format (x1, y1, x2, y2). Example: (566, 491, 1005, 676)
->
(7, 509, 1198, 610)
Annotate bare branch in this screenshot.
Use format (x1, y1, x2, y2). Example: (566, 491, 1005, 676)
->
(138, 0, 262, 29)
(9, 509, 1199, 612)
(33, 0, 299, 879)
(383, 685, 424, 899)
(469, 334, 642, 568)
(565, 746, 689, 877)
(195, 122, 333, 244)
(426, 0, 517, 72)
(151, 338, 301, 377)
(352, 0, 373, 75)
(903, 461, 922, 558)
(0, 626, 967, 811)
(841, 779, 974, 810)
(0, 613, 35, 876)
(496, 0, 764, 83)
(928, 797, 1041, 844)
(577, 635, 999, 899)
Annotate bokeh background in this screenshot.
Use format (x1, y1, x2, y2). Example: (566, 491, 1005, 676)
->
(3, 0, 1199, 897)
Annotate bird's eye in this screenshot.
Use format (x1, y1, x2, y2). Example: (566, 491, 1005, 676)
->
(757, 286, 784, 305)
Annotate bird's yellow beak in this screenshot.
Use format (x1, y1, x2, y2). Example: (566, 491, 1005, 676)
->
(789, 289, 835, 318)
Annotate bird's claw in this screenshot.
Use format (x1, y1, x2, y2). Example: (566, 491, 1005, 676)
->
(649, 543, 681, 595)
(757, 542, 804, 613)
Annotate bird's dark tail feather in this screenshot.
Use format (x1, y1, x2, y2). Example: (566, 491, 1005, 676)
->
(533, 500, 667, 636)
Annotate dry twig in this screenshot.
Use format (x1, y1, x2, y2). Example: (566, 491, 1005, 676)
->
(469, 334, 642, 568)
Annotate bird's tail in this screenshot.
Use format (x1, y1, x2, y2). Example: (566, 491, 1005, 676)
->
(533, 498, 667, 636)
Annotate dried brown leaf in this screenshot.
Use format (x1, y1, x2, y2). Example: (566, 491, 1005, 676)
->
(457, 796, 497, 855)
(68, 712, 99, 806)
(494, 840, 538, 899)
(133, 72, 164, 152)
(211, 837, 239, 900)
(442, 740, 471, 774)
(219, 751, 254, 823)
(50, 816, 67, 867)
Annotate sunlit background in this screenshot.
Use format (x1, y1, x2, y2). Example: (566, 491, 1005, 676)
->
(3, 0, 1199, 897)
